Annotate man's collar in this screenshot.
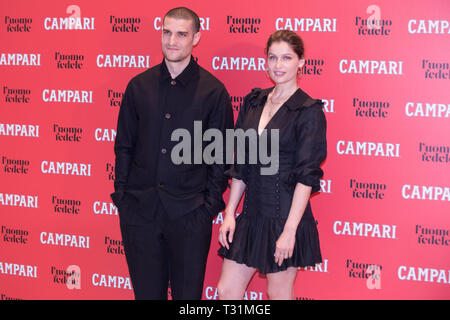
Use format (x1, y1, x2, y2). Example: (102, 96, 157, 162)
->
(159, 55, 199, 86)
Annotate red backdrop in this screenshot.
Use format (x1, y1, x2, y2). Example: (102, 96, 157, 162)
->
(1, 0, 449, 300)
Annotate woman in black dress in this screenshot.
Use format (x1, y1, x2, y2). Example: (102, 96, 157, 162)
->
(217, 30, 327, 300)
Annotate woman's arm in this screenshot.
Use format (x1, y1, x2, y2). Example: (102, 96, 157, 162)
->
(219, 178, 246, 249)
(274, 182, 312, 266)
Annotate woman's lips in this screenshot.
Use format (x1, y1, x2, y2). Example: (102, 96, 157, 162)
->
(273, 71, 286, 76)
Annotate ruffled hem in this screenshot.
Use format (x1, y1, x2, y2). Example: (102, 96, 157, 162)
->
(218, 213, 322, 274)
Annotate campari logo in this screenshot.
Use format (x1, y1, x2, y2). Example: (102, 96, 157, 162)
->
(0, 193, 38, 208)
(153, 16, 210, 31)
(321, 99, 335, 113)
(339, 59, 403, 75)
(320, 179, 332, 194)
(0, 123, 39, 137)
(95, 128, 116, 142)
(300, 259, 328, 273)
(93, 200, 118, 216)
(44, 5, 94, 30)
(405, 101, 450, 118)
(97, 54, 150, 68)
(402, 184, 450, 201)
(204, 286, 263, 300)
(42, 89, 93, 103)
(92, 273, 132, 290)
(337, 140, 400, 158)
(0, 261, 37, 278)
(398, 265, 450, 284)
(0, 53, 40, 66)
(275, 17, 337, 32)
(41, 161, 92, 177)
(334, 221, 397, 239)
(40, 231, 90, 249)
(212, 56, 266, 71)
(408, 19, 450, 34)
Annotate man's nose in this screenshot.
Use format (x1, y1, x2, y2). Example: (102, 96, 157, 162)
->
(168, 34, 177, 46)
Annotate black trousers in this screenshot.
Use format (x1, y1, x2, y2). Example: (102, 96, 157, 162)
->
(119, 199, 213, 300)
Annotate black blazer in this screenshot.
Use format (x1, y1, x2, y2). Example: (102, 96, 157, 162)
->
(111, 56, 234, 223)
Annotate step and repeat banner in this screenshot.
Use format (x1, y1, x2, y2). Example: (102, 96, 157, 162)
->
(1, 0, 449, 300)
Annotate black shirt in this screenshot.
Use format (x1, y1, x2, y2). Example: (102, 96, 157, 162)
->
(111, 55, 234, 224)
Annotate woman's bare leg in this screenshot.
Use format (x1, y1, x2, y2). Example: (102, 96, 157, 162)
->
(266, 267, 298, 300)
(217, 258, 257, 300)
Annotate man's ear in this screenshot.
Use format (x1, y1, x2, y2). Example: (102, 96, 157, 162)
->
(193, 31, 201, 47)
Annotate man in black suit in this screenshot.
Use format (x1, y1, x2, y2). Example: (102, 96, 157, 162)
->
(111, 7, 234, 299)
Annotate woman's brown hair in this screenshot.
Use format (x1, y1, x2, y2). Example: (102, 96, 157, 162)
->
(265, 30, 305, 59)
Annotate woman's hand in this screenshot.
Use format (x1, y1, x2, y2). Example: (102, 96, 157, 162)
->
(274, 228, 296, 266)
(219, 212, 236, 250)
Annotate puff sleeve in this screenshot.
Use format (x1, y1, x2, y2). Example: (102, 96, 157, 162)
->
(224, 88, 262, 184)
(288, 101, 327, 194)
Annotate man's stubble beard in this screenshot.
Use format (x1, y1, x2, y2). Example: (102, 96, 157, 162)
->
(162, 49, 191, 63)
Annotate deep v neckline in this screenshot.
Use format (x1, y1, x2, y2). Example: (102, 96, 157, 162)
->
(257, 88, 299, 136)
(257, 100, 283, 136)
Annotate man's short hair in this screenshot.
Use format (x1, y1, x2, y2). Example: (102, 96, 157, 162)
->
(164, 7, 200, 33)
